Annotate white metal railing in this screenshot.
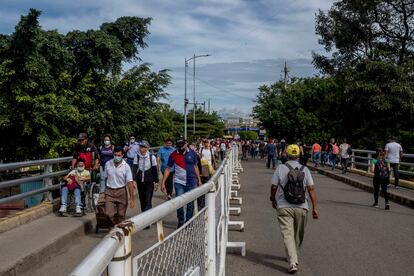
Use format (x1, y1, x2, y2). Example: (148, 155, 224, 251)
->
(70, 145, 243, 276)
(350, 149, 414, 176)
(0, 147, 160, 205)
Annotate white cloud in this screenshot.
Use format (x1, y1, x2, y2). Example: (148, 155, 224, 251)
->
(0, 0, 335, 114)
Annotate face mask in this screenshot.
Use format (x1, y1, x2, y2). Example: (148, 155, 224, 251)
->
(130, 139, 135, 143)
(77, 166, 85, 172)
(104, 140, 111, 146)
(114, 156, 123, 163)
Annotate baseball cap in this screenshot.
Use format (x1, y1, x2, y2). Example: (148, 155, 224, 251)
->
(138, 140, 150, 148)
(286, 144, 300, 157)
(176, 138, 186, 146)
(78, 133, 88, 140)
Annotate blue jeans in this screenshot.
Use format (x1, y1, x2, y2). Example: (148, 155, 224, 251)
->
(175, 183, 195, 225)
(267, 155, 276, 168)
(329, 153, 337, 169)
(61, 186, 81, 207)
(312, 152, 320, 166)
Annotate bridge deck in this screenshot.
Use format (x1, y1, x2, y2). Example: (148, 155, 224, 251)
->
(226, 158, 414, 276)
(0, 158, 413, 275)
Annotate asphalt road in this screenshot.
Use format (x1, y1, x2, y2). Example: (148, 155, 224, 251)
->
(226, 158, 414, 276)
(25, 158, 414, 276)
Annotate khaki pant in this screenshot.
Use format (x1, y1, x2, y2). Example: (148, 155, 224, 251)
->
(105, 187, 128, 226)
(277, 207, 308, 264)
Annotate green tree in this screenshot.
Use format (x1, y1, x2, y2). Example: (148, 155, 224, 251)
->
(238, 131, 258, 141)
(0, 9, 174, 160)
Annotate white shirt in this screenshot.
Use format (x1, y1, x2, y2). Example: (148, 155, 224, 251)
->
(105, 160, 133, 189)
(200, 147, 214, 166)
(271, 160, 314, 211)
(385, 142, 403, 164)
(136, 152, 157, 182)
(220, 143, 226, 151)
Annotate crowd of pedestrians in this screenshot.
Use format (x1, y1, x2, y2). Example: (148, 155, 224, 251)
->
(59, 132, 232, 228)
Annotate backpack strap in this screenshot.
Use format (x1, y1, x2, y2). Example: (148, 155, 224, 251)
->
(284, 163, 294, 171)
(299, 165, 306, 172)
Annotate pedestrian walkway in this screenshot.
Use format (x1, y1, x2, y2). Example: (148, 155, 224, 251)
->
(311, 165, 414, 208)
(226, 159, 414, 275)
(1, 158, 414, 276)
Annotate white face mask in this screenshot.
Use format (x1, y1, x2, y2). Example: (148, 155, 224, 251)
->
(130, 139, 135, 143)
(104, 140, 111, 146)
(77, 166, 85, 172)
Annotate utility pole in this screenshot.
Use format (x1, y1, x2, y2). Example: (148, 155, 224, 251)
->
(208, 98, 211, 114)
(283, 61, 289, 89)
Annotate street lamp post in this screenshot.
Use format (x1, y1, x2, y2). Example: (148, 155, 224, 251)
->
(184, 54, 210, 140)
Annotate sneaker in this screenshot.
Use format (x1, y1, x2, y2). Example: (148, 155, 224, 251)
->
(288, 263, 298, 274)
(166, 195, 172, 200)
(59, 205, 67, 213)
(385, 204, 390, 210)
(372, 203, 379, 208)
(394, 186, 399, 189)
(75, 206, 82, 214)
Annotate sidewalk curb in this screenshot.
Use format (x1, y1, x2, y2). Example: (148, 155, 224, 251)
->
(1, 213, 95, 276)
(0, 199, 60, 234)
(309, 167, 414, 209)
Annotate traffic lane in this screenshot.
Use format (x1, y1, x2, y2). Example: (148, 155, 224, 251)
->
(227, 160, 414, 276)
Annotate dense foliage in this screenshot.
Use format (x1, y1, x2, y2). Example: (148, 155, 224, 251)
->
(0, 9, 223, 161)
(253, 0, 414, 151)
(237, 131, 259, 141)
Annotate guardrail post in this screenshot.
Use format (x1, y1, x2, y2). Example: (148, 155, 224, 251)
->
(206, 185, 216, 276)
(367, 153, 372, 173)
(43, 164, 53, 202)
(108, 221, 134, 276)
(351, 150, 355, 169)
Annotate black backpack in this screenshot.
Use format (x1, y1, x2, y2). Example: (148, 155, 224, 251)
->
(375, 160, 389, 179)
(282, 163, 306, 204)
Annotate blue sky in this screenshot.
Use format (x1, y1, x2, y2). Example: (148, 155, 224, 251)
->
(0, 0, 334, 116)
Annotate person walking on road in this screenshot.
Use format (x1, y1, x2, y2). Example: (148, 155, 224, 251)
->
(123, 134, 140, 169)
(265, 139, 277, 169)
(339, 139, 352, 174)
(72, 133, 100, 172)
(270, 144, 319, 274)
(311, 140, 321, 167)
(161, 139, 202, 228)
(200, 139, 216, 169)
(385, 136, 403, 189)
(371, 148, 390, 210)
(329, 138, 339, 170)
(98, 134, 114, 193)
(135, 141, 158, 227)
(157, 138, 175, 200)
(104, 146, 135, 227)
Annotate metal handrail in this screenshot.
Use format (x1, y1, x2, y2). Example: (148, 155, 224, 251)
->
(0, 170, 70, 189)
(0, 157, 72, 172)
(0, 146, 162, 205)
(70, 147, 235, 276)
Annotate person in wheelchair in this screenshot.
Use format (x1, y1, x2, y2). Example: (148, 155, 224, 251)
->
(59, 158, 91, 215)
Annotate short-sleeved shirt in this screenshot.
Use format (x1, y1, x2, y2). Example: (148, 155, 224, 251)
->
(124, 142, 140, 160)
(200, 147, 214, 166)
(385, 142, 403, 164)
(271, 160, 314, 211)
(265, 143, 277, 156)
(167, 149, 198, 186)
(312, 143, 321, 153)
(67, 169, 90, 191)
(105, 160, 133, 189)
(73, 143, 99, 170)
(157, 146, 175, 173)
(339, 143, 350, 159)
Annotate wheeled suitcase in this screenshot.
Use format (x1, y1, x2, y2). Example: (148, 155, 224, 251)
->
(95, 194, 112, 233)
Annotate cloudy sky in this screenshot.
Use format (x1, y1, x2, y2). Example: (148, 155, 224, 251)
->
(0, 0, 334, 117)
